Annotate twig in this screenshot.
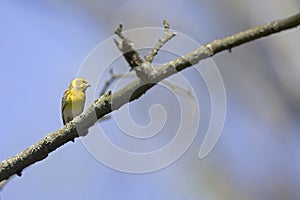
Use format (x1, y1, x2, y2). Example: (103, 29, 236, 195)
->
(114, 24, 155, 81)
(100, 69, 195, 105)
(98, 69, 135, 97)
(145, 20, 177, 63)
(161, 80, 196, 124)
(0, 13, 299, 182)
(161, 80, 194, 99)
(97, 70, 133, 122)
(100, 67, 195, 103)
(99, 69, 117, 96)
(114, 24, 144, 70)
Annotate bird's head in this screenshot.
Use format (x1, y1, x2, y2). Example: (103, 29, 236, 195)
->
(71, 78, 91, 91)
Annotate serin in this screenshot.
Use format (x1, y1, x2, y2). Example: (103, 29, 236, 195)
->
(61, 78, 90, 125)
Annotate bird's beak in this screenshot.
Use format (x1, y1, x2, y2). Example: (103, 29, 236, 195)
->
(87, 83, 91, 87)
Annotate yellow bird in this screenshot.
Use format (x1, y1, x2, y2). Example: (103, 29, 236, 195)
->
(61, 78, 90, 125)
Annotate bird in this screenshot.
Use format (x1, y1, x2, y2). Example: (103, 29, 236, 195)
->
(61, 78, 90, 125)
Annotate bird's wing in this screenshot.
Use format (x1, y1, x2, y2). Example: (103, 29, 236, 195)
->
(61, 87, 72, 125)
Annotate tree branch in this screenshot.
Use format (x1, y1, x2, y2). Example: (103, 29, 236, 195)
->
(145, 20, 177, 63)
(113, 24, 144, 70)
(0, 12, 299, 182)
(98, 69, 120, 96)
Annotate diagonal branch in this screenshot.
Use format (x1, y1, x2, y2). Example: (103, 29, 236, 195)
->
(114, 24, 144, 70)
(145, 20, 177, 63)
(0, 12, 299, 182)
(98, 69, 120, 96)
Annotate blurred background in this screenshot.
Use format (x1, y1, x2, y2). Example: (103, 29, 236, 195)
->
(1, 0, 300, 199)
